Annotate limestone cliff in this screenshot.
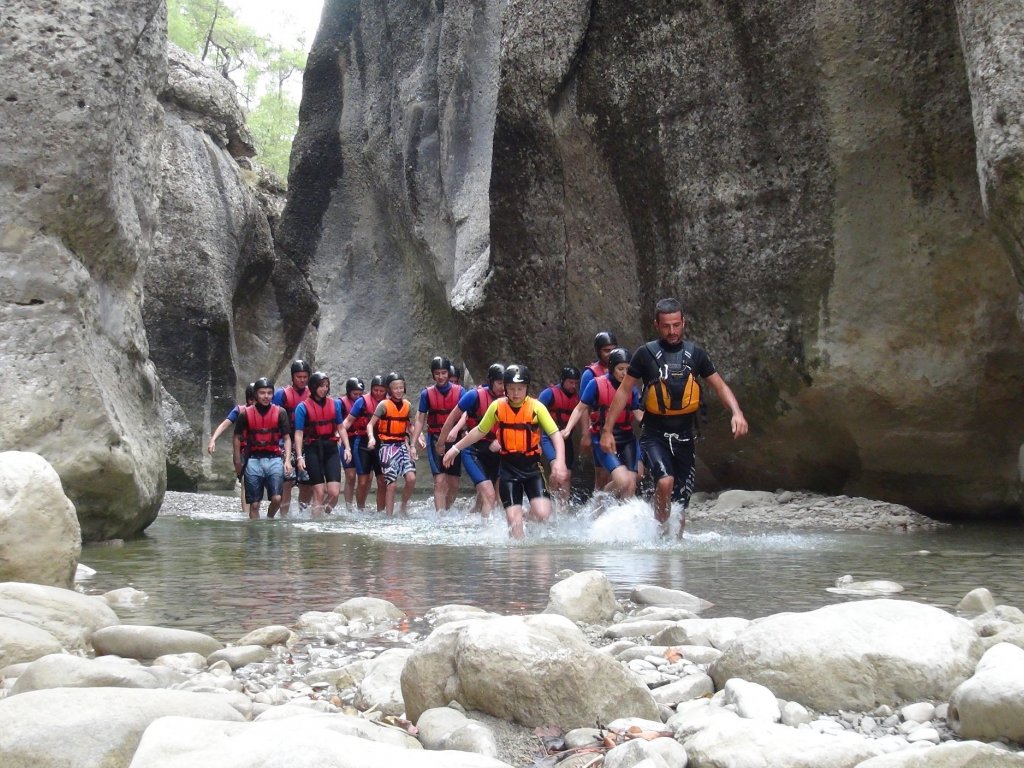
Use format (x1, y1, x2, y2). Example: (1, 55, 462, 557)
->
(0, 1, 167, 540)
(145, 44, 316, 489)
(283, 0, 1024, 517)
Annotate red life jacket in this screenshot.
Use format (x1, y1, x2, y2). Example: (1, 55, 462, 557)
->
(244, 404, 284, 455)
(586, 360, 607, 379)
(303, 397, 338, 442)
(349, 395, 376, 438)
(426, 384, 463, 435)
(546, 385, 579, 428)
(495, 398, 542, 456)
(339, 395, 357, 419)
(589, 376, 632, 435)
(378, 398, 411, 443)
(281, 385, 309, 416)
(466, 385, 498, 440)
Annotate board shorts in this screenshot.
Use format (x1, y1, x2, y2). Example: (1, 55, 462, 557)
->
(640, 430, 697, 506)
(243, 455, 284, 504)
(302, 439, 342, 485)
(378, 442, 416, 485)
(590, 432, 638, 473)
(426, 432, 461, 477)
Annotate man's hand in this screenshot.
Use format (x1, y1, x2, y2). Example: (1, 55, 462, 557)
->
(600, 429, 616, 455)
(732, 412, 749, 438)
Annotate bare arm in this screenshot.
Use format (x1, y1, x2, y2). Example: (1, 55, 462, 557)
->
(411, 410, 428, 449)
(561, 400, 591, 439)
(437, 405, 465, 449)
(208, 417, 233, 454)
(366, 414, 380, 449)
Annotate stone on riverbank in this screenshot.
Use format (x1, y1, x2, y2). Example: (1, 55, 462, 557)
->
(9, 653, 164, 695)
(92, 625, 223, 660)
(0, 452, 81, 589)
(402, 614, 661, 727)
(237, 625, 294, 647)
(854, 740, 1024, 767)
(0, 582, 118, 652)
(334, 596, 405, 623)
(949, 642, 1024, 742)
(0, 687, 245, 768)
(128, 714, 513, 768)
(0, 617, 62, 668)
(355, 647, 413, 716)
(417, 706, 500, 757)
(630, 585, 713, 612)
(711, 600, 982, 711)
(545, 569, 621, 624)
(207, 644, 269, 670)
(604, 736, 688, 768)
(652, 616, 752, 650)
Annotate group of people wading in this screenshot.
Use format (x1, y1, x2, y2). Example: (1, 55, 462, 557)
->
(207, 298, 748, 539)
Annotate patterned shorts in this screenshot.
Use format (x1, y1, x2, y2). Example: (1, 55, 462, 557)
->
(378, 442, 415, 485)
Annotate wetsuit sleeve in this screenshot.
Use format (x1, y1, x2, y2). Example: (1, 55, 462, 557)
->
(630, 387, 641, 409)
(293, 403, 307, 431)
(418, 389, 430, 413)
(351, 399, 365, 417)
(457, 389, 478, 412)
(580, 380, 599, 408)
(579, 368, 594, 395)
(532, 401, 559, 436)
(334, 400, 344, 424)
(226, 405, 241, 422)
(474, 400, 501, 434)
(537, 388, 554, 407)
(272, 389, 286, 406)
(627, 344, 657, 383)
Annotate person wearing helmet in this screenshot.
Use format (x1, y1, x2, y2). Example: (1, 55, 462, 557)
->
(340, 375, 387, 511)
(437, 363, 507, 517)
(600, 298, 747, 536)
(443, 364, 568, 539)
(208, 382, 258, 514)
(580, 332, 619, 493)
(448, 361, 462, 386)
(366, 372, 417, 516)
(273, 359, 314, 516)
(337, 377, 366, 509)
(537, 366, 581, 503)
(293, 372, 343, 516)
(232, 377, 293, 519)
(410, 356, 464, 513)
(562, 348, 643, 500)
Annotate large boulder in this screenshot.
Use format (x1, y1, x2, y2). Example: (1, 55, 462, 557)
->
(0, 582, 119, 652)
(0, 452, 81, 588)
(855, 740, 1024, 767)
(0, 688, 245, 768)
(287, 0, 1024, 518)
(146, 43, 314, 490)
(91, 625, 223, 660)
(949, 642, 1024, 742)
(401, 613, 661, 728)
(0, 0, 167, 541)
(9, 653, 164, 695)
(545, 570, 621, 624)
(0, 617, 62, 668)
(710, 600, 982, 711)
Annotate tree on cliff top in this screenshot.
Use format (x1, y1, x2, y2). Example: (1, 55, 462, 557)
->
(167, 0, 306, 180)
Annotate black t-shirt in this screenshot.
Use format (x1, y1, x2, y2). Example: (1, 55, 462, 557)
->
(628, 339, 716, 435)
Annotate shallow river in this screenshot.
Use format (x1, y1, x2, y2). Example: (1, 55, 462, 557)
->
(78, 493, 1024, 642)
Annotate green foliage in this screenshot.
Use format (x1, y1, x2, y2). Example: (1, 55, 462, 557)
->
(167, 0, 306, 182)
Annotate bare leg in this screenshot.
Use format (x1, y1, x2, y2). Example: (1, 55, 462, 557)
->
(505, 504, 526, 539)
(325, 481, 341, 513)
(383, 482, 397, 516)
(444, 474, 459, 510)
(356, 474, 371, 509)
(528, 496, 553, 523)
(267, 494, 283, 518)
(375, 474, 386, 512)
(310, 484, 326, 517)
(433, 473, 448, 513)
(654, 476, 674, 535)
(277, 479, 294, 518)
(605, 466, 637, 499)
(475, 481, 496, 519)
(343, 468, 356, 507)
(400, 472, 416, 515)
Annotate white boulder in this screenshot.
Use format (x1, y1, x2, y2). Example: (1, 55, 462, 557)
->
(630, 585, 713, 612)
(0, 616, 62, 667)
(333, 596, 404, 623)
(9, 653, 162, 694)
(545, 569, 621, 624)
(401, 614, 661, 727)
(0, 582, 118, 651)
(722, 678, 781, 722)
(0, 452, 81, 588)
(949, 642, 1024, 741)
(237, 625, 294, 647)
(854, 740, 1024, 767)
(91, 624, 223, 659)
(653, 617, 752, 649)
(416, 707, 498, 757)
(711, 600, 981, 711)
(356, 647, 414, 716)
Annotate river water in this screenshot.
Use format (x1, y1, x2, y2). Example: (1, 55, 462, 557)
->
(78, 493, 1024, 642)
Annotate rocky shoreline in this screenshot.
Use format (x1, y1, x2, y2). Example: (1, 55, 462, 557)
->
(2, 565, 1023, 767)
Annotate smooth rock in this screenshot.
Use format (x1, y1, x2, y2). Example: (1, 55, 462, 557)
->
(827, 575, 905, 597)
(0, 582, 119, 651)
(650, 674, 715, 706)
(102, 587, 149, 607)
(402, 614, 660, 727)
(92, 625, 223, 660)
(900, 702, 936, 723)
(606, 620, 678, 639)
(605, 736, 686, 768)
(129, 715, 512, 767)
(0, 453, 81, 588)
(334, 596, 405, 623)
(237, 625, 294, 648)
(781, 700, 813, 727)
(711, 600, 981, 711)
(0, 687, 244, 768)
(207, 645, 268, 670)
(723, 678, 782, 722)
(545, 569, 620, 624)
(151, 652, 208, 673)
(253, 710, 419, 748)
(356, 647, 413, 716)
(630, 585, 713, 612)
(714, 490, 778, 513)
(653, 617, 752, 650)
(957, 588, 997, 615)
(424, 605, 498, 625)
(854, 739, 1024, 766)
(949, 642, 1024, 741)
(9, 653, 162, 695)
(0, 617, 62, 667)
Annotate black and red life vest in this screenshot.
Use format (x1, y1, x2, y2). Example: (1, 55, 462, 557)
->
(466, 385, 499, 440)
(244, 404, 285, 455)
(426, 384, 463, 435)
(545, 385, 579, 429)
(589, 376, 632, 435)
(303, 397, 338, 442)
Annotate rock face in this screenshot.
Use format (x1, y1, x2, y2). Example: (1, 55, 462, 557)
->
(285, 0, 1024, 517)
(0, 1, 167, 540)
(145, 44, 315, 490)
(0, 452, 81, 588)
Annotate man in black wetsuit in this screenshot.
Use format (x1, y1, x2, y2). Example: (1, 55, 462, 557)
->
(600, 298, 748, 536)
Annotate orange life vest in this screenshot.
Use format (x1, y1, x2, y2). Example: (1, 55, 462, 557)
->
(426, 384, 463, 434)
(545, 385, 579, 428)
(495, 398, 542, 457)
(589, 376, 633, 435)
(378, 398, 411, 443)
(303, 397, 338, 442)
(244, 404, 284, 455)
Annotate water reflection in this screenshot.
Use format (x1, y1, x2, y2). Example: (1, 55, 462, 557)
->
(78, 495, 1024, 641)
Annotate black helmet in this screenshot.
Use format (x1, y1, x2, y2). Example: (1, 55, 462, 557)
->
(290, 359, 312, 375)
(308, 371, 330, 393)
(370, 374, 386, 389)
(503, 364, 530, 385)
(384, 371, 404, 387)
(560, 365, 581, 383)
(607, 347, 632, 368)
(448, 362, 461, 380)
(244, 381, 256, 401)
(254, 376, 274, 391)
(345, 377, 365, 395)
(430, 356, 451, 372)
(487, 363, 505, 382)
(593, 331, 617, 350)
